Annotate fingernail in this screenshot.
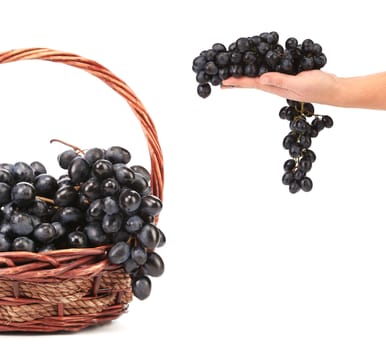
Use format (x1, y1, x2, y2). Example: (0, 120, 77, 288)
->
(221, 83, 236, 89)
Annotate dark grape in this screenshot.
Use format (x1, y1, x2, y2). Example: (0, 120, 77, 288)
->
(0, 169, 13, 185)
(132, 276, 152, 300)
(10, 212, 34, 235)
(289, 143, 303, 158)
(299, 158, 312, 172)
(114, 165, 135, 186)
(69, 157, 90, 184)
(283, 134, 297, 150)
(67, 230, 88, 248)
(293, 167, 305, 180)
(282, 172, 294, 185)
(0, 222, 12, 235)
(236, 37, 250, 52)
(0, 233, 11, 251)
(11, 182, 36, 208)
(124, 258, 139, 274)
(103, 196, 120, 215)
(92, 159, 114, 179)
(112, 230, 130, 244)
(192, 55, 207, 72)
(102, 213, 122, 233)
(143, 252, 164, 277)
(33, 223, 57, 243)
(300, 177, 313, 192)
(130, 165, 151, 182)
(88, 198, 104, 218)
(81, 177, 102, 200)
(57, 207, 83, 229)
(196, 70, 210, 84)
(58, 149, 78, 169)
(12, 162, 34, 183)
(84, 148, 105, 164)
(84, 222, 107, 246)
(131, 245, 148, 265)
(12, 236, 35, 252)
(212, 43, 226, 52)
(140, 195, 163, 216)
(285, 37, 298, 50)
(57, 175, 73, 188)
(125, 215, 144, 233)
(30, 161, 47, 176)
(303, 149, 316, 163)
(105, 146, 131, 165)
(34, 174, 58, 197)
(322, 115, 334, 128)
(108, 241, 131, 264)
(157, 229, 166, 248)
(197, 83, 211, 98)
(119, 189, 142, 214)
(0, 182, 11, 205)
(51, 221, 66, 239)
(101, 178, 120, 196)
(28, 199, 49, 217)
(289, 181, 301, 194)
(138, 224, 160, 250)
(312, 118, 325, 132)
(283, 159, 296, 171)
(216, 52, 230, 67)
(54, 186, 78, 206)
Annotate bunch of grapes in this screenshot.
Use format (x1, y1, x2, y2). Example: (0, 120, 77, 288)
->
(280, 100, 333, 192)
(192, 31, 333, 192)
(0, 144, 165, 300)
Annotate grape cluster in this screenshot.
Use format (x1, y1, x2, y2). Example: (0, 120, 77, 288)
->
(280, 100, 333, 193)
(192, 31, 327, 98)
(192, 32, 333, 192)
(0, 145, 165, 300)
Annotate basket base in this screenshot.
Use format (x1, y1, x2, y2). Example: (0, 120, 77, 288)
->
(0, 303, 128, 333)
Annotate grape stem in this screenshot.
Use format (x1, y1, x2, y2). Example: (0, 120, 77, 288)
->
(50, 139, 85, 155)
(36, 195, 55, 205)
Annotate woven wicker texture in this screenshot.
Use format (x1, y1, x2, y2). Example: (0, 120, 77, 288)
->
(0, 48, 164, 332)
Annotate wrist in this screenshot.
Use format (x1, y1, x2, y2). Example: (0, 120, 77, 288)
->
(330, 76, 349, 108)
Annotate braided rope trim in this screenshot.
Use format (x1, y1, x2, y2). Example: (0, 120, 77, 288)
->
(0, 303, 129, 332)
(0, 268, 132, 329)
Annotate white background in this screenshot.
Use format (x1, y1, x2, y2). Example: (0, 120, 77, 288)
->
(0, 1, 386, 349)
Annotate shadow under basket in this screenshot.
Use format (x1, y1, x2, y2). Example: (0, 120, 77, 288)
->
(0, 48, 164, 333)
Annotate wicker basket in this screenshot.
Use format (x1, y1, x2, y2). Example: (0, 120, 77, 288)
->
(0, 48, 164, 332)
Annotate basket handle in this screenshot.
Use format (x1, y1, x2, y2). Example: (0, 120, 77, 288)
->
(0, 48, 164, 200)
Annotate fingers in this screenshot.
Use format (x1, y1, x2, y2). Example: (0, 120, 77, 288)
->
(221, 76, 262, 89)
(222, 73, 303, 100)
(222, 72, 296, 90)
(259, 72, 294, 88)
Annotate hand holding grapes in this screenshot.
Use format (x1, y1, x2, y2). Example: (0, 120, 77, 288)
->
(222, 70, 386, 110)
(223, 70, 339, 105)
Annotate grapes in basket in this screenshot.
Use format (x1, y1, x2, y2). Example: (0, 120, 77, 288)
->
(0, 143, 165, 300)
(192, 31, 333, 193)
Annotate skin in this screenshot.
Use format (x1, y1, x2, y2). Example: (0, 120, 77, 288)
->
(222, 70, 386, 110)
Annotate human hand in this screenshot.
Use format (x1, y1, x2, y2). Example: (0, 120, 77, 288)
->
(222, 70, 341, 106)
